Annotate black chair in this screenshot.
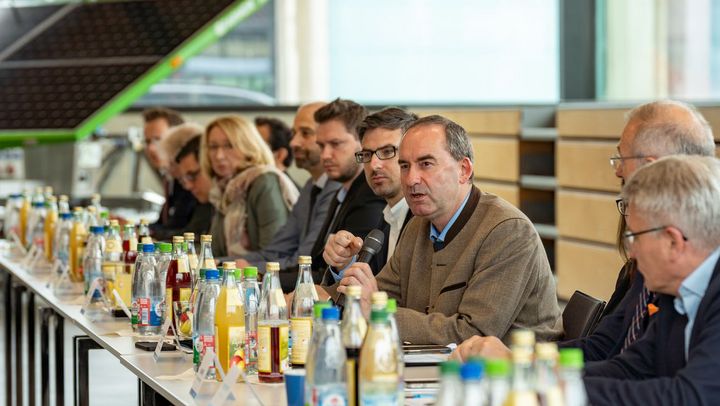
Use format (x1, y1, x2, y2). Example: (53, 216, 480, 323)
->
(562, 290, 606, 340)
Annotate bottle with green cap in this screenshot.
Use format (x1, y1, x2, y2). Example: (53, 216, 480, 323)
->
(306, 301, 333, 391)
(242, 266, 260, 374)
(359, 308, 402, 405)
(486, 358, 511, 406)
(559, 348, 587, 406)
(385, 297, 405, 395)
(436, 360, 463, 406)
(156, 242, 172, 285)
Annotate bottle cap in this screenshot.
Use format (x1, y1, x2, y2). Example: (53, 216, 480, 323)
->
(243, 267, 258, 279)
(439, 360, 461, 376)
(200, 234, 212, 242)
(45, 186, 53, 195)
(48, 195, 57, 203)
(183, 232, 195, 241)
(370, 309, 388, 323)
(386, 298, 397, 314)
(559, 348, 584, 368)
(74, 207, 83, 212)
(298, 255, 312, 265)
(346, 285, 362, 297)
(511, 347, 534, 364)
(371, 291, 388, 308)
(535, 342, 559, 361)
(172, 236, 184, 244)
(142, 243, 155, 253)
(109, 219, 119, 227)
(511, 329, 535, 348)
(313, 301, 332, 319)
(87, 206, 96, 213)
(205, 269, 220, 280)
(233, 268, 243, 280)
(199, 268, 208, 278)
(322, 307, 340, 320)
(485, 358, 510, 378)
(222, 261, 236, 270)
(59, 195, 68, 202)
(460, 361, 484, 381)
(90, 225, 104, 234)
(60, 212, 72, 220)
(100, 211, 109, 219)
(160, 243, 172, 253)
(140, 219, 149, 225)
(91, 193, 100, 201)
(266, 262, 280, 272)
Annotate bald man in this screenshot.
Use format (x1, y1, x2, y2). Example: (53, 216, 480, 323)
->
(453, 99, 716, 362)
(236, 103, 342, 290)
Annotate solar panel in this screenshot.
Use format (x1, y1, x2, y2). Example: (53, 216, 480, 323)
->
(0, 0, 263, 145)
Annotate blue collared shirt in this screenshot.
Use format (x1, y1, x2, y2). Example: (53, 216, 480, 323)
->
(429, 190, 472, 245)
(673, 247, 720, 359)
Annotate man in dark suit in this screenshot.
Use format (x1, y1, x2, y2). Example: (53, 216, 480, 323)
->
(584, 155, 720, 404)
(307, 98, 386, 282)
(320, 108, 417, 291)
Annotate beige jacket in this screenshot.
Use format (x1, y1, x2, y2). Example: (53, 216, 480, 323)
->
(376, 186, 561, 345)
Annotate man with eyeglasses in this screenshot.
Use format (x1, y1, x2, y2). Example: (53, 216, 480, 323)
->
(583, 155, 720, 404)
(160, 123, 214, 237)
(142, 107, 199, 240)
(452, 100, 716, 362)
(319, 107, 418, 286)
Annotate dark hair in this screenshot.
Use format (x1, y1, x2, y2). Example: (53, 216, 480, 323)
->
(175, 136, 201, 163)
(358, 107, 418, 141)
(255, 117, 293, 167)
(405, 115, 474, 163)
(313, 98, 368, 139)
(142, 107, 184, 127)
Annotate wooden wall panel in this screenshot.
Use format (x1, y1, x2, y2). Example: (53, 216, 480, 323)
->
(416, 109, 522, 135)
(556, 190, 619, 245)
(556, 240, 624, 301)
(556, 108, 626, 138)
(556, 140, 620, 193)
(471, 137, 519, 182)
(475, 181, 519, 207)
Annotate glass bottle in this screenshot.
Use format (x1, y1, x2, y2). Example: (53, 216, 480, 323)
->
(215, 262, 246, 381)
(183, 232, 198, 284)
(343, 285, 367, 406)
(103, 220, 124, 314)
(257, 262, 289, 383)
(535, 343, 563, 406)
(44, 195, 58, 261)
(359, 309, 402, 405)
(290, 255, 317, 367)
(242, 267, 261, 375)
(166, 236, 192, 333)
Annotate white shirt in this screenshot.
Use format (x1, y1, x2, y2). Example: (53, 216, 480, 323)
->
(382, 198, 410, 260)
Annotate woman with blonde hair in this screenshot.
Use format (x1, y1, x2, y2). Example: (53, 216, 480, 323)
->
(201, 115, 299, 257)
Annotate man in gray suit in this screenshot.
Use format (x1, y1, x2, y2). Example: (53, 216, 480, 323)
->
(236, 102, 342, 290)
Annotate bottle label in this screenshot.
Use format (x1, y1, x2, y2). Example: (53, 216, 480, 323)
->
(129, 238, 137, 252)
(131, 299, 139, 327)
(228, 326, 246, 370)
(204, 258, 215, 269)
(258, 324, 289, 373)
(166, 288, 173, 323)
(179, 288, 191, 303)
(106, 239, 121, 252)
(311, 386, 347, 406)
(195, 335, 215, 371)
(290, 317, 312, 364)
(138, 298, 150, 326)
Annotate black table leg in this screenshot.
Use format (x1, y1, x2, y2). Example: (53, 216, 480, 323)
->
(28, 292, 35, 406)
(4, 271, 12, 406)
(14, 284, 25, 406)
(139, 381, 173, 406)
(73, 336, 101, 406)
(55, 314, 64, 406)
(40, 307, 52, 406)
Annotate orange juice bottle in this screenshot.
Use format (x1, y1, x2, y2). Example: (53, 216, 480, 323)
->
(19, 192, 30, 246)
(69, 207, 87, 282)
(215, 261, 245, 381)
(44, 196, 58, 261)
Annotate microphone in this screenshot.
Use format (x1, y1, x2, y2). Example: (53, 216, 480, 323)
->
(356, 229, 385, 264)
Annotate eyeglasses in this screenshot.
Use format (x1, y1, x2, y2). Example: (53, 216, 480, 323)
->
(355, 146, 398, 163)
(616, 198, 626, 216)
(207, 143, 233, 153)
(609, 154, 650, 170)
(622, 225, 689, 247)
(180, 169, 201, 185)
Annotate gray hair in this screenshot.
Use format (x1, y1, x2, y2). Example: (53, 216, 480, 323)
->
(626, 100, 715, 157)
(404, 115, 474, 163)
(622, 155, 720, 251)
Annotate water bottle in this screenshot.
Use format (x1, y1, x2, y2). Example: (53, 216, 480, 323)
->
(486, 358, 511, 406)
(132, 243, 163, 335)
(27, 201, 47, 253)
(305, 306, 347, 406)
(242, 267, 261, 375)
(535, 343, 563, 406)
(191, 268, 209, 371)
(385, 298, 404, 392)
(3, 194, 22, 240)
(290, 255, 317, 367)
(58, 195, 70, 214)
(559, 348, 588, 406)
(184, 232, 198, 285)
(436, 360, 462, 406)
(342, 285, 366, 406)
(53, 212, 73, 271)
(82, 226, 106, 310)
(359, 309, 402, 405)
(156, 242, 172, 286)
(461, 361, 487, 406)
(194, 268, 222, 378)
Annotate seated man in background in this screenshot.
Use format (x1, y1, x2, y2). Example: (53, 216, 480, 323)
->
(321, 107, 417, 289)
(160, 123, 214, 237)
(236, 103, 342, 291)
(584, 155, 720, 404)
(255, 116, 297, 184)
(324, 115, 561, 345)
(142, 107, 198, 240)
(452, 100, 716, 362)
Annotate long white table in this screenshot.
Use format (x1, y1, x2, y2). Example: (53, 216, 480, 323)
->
(0, 240, 437, 406)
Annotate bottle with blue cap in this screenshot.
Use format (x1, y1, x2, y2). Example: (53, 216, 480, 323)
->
(461, 360, 487, 406)
(53, 211, 74, 273)
(131, 243, 159, 333)
(82, 226, 106, 306)
(194, 268, 222, 378)
(305, 306, 347, 406)
(559, 348, 587, 406)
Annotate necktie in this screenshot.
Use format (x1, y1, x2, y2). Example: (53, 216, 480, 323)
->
(303, 185, 322, 237)
(622, 286, 656, 351)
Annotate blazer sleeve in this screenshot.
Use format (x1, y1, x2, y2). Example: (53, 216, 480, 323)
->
(584, 307, 720, 405)
(247, 173, 289, 251)
(393, 217, 548, 345)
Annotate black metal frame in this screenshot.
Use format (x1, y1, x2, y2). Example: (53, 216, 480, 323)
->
(73, 336, 102, 406)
